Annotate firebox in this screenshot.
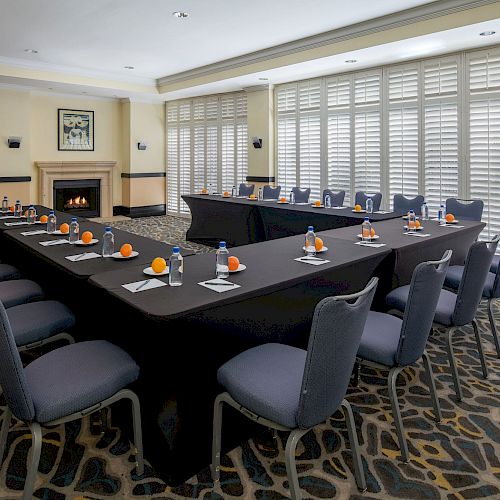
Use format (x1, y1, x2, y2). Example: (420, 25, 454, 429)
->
(53, 179, 101, 217)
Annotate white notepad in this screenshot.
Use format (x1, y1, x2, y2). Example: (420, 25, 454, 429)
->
(66, 252, 102, 262)
(294, 256, 330, 266)
(20, 230, 47, 236)
(122, 279, 167, 293)
(39, 239, 70, 246)
(198, 278, 240, 293)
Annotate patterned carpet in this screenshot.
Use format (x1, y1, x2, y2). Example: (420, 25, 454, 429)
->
(0, 216, 499, 499)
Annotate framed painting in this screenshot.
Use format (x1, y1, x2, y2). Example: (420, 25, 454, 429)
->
(58, 109, 94, 151)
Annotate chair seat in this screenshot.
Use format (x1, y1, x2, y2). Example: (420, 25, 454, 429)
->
(0, 279, 43, 308)
(0, 264, 21, 281)
(445, 265, 497, 299)
(217, 343, 306, 429)
(24, 340, 139, 424)
(491, 255, 499, 274)
(7, 300, 75, 347)
(357, 311, 403, 367)
(387, 285, 458, 327)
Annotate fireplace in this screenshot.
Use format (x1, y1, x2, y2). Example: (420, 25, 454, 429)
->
(53, 179, 101, 217)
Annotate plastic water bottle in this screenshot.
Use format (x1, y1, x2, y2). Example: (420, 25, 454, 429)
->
(289, 190, 295, 205)
(2, 196, 8, 211)
(47, 210, 57, 234)
(102, 227, 115, 257)
(69, 217, 79, 243)
(216, 241, 229, 278)
(366, 198, 374, 214)
(408, 210, 417, 232)
(14, 200, 22, 217)
(438, 204, 446, 225)
(208, 183, 213, 195)
(362, 217, 372, 242)
(258, 187, 264, 201)
(231, 185, 237, 197)
(421, 202, 429, 221)
(324, 193, 331, 209)
(169, 247, 183, 286)
(305, 226, 316, 256)
(27, 205, 36, 224)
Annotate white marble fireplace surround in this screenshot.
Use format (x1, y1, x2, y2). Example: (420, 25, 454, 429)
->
(36, 161, 116, 218)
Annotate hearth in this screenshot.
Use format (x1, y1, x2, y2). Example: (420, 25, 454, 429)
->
(53, 179, 100, 217)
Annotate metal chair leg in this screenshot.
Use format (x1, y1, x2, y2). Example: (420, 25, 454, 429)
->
(446, 328, 463, 401)
(472, 319, 488, 379)
(340, 399, 366, 491)
(487, 299, 500, 359)
(0, 408, 11, 465)
(23, 422, 42, 500)
(211, 394, 224, 483)
(388, 367, 409, 463)
(422, 351, 442, 422)
(127, 391, 144, 476)
(285, 429, 307, 500)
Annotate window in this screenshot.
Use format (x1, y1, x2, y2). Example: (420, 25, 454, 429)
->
(166, 93, 248, 214)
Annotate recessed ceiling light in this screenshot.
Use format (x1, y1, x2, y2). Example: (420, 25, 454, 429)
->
(345, 59, 357, 63)
(480, 30, 496, 36)
(172, 11, 189, 18)
(124, 65, 135, 70)
(24, 49, 38, 54)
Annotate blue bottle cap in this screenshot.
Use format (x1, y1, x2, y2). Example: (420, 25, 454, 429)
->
(71, 217, 77, 222)
(409, 209, 414, 213)
(3, 196, 7, 199)
(49, 210, 54, 214)
(105, 226, 112, 232)
(219, 241, 226, 248)
(16, 200, 20, 203)
(308, 226, 314, 231)
(364, 216, 370, 221)
(173, 246, 180, 253)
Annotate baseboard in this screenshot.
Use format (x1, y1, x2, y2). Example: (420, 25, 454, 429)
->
(113, 204, 166, 218)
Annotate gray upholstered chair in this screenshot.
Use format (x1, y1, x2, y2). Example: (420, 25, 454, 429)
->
(355, 191, 382, 212)
(393, 194, 425, 215)
(0, 301, 143, 500)
(356, 251, 452, 462)
(0, 279, 44, 309)
(238, 183, 255, 197)
(445, 198, 484, 221)
(0, 264, 21, 281)
(322, 189, 345, 207)
(386, 237, 499, 401)
(262, 185, 281, 200)
(445, 249, 500, 359)
(212, 277, 379, 499)
(291, 187, 311, 204)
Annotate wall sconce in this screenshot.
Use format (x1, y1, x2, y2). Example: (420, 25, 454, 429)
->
(8, 137, 22, 148)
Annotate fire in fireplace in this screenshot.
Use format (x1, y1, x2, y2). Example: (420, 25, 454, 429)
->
(53, 179, 101, 217)
(65, 195, 89, 210)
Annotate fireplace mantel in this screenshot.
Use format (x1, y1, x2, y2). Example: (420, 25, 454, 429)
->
(36, 161, 116, 217)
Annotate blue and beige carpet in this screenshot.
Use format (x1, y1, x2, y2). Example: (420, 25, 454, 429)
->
(0, 216, 498, 499)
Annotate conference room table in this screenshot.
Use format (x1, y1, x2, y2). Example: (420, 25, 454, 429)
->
(182, 193, 400, 246)
(89, 234, 391, 484)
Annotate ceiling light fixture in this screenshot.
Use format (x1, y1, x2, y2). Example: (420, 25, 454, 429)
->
(24, 49, 38, 54)
(345, 59, 357, 63)
(480, 30, 496, 36)
(258, 77, 269, 81)
(124, 65, 135, 70)
(172, 11, 189, 18)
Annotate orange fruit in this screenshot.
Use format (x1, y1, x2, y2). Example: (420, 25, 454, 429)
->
(228, 256, 240, 271)
(408, 220, 416, 228)
(249, 194, 256, 199)
(8, 206, 14, 212)
(81, 231, 93, 244)
(39, 215, 48, 223)
(314, 200, 321, 207)
(370, 228, 376, 237)
(446, 213, 455, 222)
(60, 223, 69, 234)
(415, 220, 421, 228)
(279, 197, 286, 203)
(223, 191, 230, 196)
(315, 237, 324, 251)
(201, 188, 208, 194)
(151, 257, 167, 273)
(355, 204, 362, 212)
(120, 243, 133, 257)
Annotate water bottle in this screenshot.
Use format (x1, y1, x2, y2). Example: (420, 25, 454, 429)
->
(408, 210, 417, 232)
(421, 202, 429, 221)
(47, 210, 57, 234)
(366, 197, 374, 214)
(102, 227, 115, 257)
(69, 217, 79, 243)
(438, 204, 446, 225)
(216, 241, 229, 278)
(208, 183, 213, 195)
(14, 200, 22, 217)
(258, 187, 263, 201)
(289, 190, 295, 205)
(169, 247, 183, 286)
(231, 185, 237, 197)
(362, 217, 372, 242)
(305, 226, 316, 256)
(2, 196, 8, 211)
(27, 205, 36, 224)
(324, 194, 331, 209)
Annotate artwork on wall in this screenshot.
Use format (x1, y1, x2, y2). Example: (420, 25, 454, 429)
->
(58, 109, 94, 151)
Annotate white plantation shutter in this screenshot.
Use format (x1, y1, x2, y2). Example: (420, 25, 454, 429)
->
(206, 125, 218, 190)
(167, 103, 179, 213)
(277, 85, 298, 193)
(221, 123, 235, 191)
(236, 122, 248, 186)
(179, 125, 191, 213)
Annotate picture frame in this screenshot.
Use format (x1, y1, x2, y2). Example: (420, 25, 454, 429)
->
(58, 108, 94, 151)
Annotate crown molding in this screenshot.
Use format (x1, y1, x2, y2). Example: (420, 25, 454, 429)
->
(158, 0, 499, 86)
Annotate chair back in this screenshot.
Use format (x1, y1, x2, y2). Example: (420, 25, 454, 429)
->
(291, 187, 311, 203)
(238, 183, 255, 197)
(0, 300, 35, 422)
(397, 251, 452, 366)
(263, 185, 281, 200)
(296, 277, 378, 429)
(445, 198, 484, 221)
(393, 194, 425, 215)
(453, 236, 499, 326)
(355, 191, 382, 211)
(322, 189, 345, 207)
